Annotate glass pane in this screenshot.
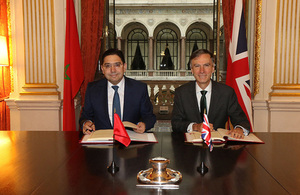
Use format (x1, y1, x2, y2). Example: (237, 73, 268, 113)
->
(109, 0, 225, 75)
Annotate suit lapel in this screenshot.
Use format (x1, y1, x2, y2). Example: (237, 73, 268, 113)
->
(208, 81, 220, 121)
(97, 79, 111, 126)
(188, 81, 202, 122)
(123, 77, 130, 120)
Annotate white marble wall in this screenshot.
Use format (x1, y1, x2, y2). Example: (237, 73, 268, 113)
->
(253, 0, 300, 132)
(6, 0, 76, 130)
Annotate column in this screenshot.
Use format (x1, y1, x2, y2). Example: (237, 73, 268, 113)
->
(21, 0, 59, 97)
(267, 0, 300, 132)
(148, 37, 154, 76)
(117, 37, 122, 50)
(180, 37, 186, 75)
(6, 0, 63, 131)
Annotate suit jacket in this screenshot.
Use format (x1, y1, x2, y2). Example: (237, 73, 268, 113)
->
(171, 80, 250, 132)
(80, 76, 156, 130)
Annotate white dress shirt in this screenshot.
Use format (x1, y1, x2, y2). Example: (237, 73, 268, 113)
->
(187, 81, 212, 132)
(187, 80, 249, 135)
(196, 81, 212, 114)
(108, 77, 125, 125)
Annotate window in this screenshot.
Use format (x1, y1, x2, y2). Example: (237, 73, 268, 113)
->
(127, 29, 148, 70)
(186, 28, 208, 69)
(156, 28, 178, 70)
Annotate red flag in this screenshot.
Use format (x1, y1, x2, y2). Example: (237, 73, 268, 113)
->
(113, 113, 131, 147)
(226, 0, 253, 131)
(63, 0, 84, 131)
(201, 114, 213, 152)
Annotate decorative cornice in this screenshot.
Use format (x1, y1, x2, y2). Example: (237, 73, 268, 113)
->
(22, 83, 59, 88)
(19, 91, 60, 96)
(116, 8, 214, 15)
(21, 83, 60, 96)
(269, 84, 300, 97)
(271, 84, 300, 90)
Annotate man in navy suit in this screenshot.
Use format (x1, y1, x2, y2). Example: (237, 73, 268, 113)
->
(171, 49, 250, 139)
(80, 49, 156, 135)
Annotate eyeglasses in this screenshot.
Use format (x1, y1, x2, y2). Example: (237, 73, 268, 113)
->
(103, 62, 123, 69)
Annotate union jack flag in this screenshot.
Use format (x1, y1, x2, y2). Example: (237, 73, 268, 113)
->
(226, 0, 253, 131)
(201, 114, 213, 152)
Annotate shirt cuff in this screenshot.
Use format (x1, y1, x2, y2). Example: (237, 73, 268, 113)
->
(234, 125, 249, 136)
(187, 123, 195, 133)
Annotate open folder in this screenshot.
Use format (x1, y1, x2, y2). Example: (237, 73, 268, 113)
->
(80, 121, 157, 144)
(185, 128, 264, 144)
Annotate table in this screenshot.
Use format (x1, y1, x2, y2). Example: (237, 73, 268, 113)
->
(0, 130, 299, 194)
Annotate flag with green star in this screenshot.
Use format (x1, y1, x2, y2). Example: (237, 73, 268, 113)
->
(63, 0, 84, 131)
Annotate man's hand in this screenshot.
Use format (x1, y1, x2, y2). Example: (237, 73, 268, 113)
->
(228, 127, 244, 139)
(133, 122, 146, 134)
(192, 123, 214, 132)
(82, 120, 95, 135)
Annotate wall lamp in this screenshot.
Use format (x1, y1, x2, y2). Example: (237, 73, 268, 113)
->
(0, 35, 9, 66)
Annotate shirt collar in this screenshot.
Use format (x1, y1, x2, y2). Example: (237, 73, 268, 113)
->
(196, 80, 212, 93)
(107, 76, 125, 90)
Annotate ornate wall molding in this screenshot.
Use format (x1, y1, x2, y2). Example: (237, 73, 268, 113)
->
(22, 0, 59, 96)
(270, 0, 300, 99)
(116, 8, 214, 15)
(254, 0, 262, 97)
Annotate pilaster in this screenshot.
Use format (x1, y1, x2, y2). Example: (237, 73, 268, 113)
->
(7, 0, 65, 131)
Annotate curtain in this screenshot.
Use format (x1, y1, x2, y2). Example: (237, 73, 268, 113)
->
(0, 0, 10, 130)
(222, 0, 247, 61)
(222, 0, 235, 61)
(80, 0, 105, 105)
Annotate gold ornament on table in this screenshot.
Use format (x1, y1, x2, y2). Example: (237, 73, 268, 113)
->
(137, 157, 182, 185)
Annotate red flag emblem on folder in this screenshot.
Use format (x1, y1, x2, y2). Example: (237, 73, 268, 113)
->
(114, 113, 131, 147)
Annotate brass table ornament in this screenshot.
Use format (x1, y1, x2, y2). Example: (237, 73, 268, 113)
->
(137, 157, 182, 185)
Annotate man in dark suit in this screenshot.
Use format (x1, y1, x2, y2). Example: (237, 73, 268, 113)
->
(171, 49, 250, 139)
(80, 49, 156, 135)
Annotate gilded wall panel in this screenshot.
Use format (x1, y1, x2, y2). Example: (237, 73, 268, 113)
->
(272, 0, 300, 93)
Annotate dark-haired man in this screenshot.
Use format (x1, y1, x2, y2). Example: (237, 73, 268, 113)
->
(171, 49, 250, 139)
(80, 49, 156, 135)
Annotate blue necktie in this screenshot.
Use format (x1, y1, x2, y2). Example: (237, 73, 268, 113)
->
(200, 90, 207, 120)
(112, 86, 121, 126)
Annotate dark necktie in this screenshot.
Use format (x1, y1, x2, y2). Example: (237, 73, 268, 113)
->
(200, 90, 207, 119)
(112, 86, 121, 126)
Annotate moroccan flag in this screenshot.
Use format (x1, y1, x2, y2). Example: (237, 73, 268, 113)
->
(201, 113, 213, 152)
(113, 113, 131, 147)
(63, 0, 84, 131)
(226, 0, 253, 131)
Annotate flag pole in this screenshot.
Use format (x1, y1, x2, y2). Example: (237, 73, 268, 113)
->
(197, 108, 209, 175)
(107, 135, 119, 175)
(197, 146, 208, 176)
(108, 110, 119, 174)
(107, 134, 119, 175)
